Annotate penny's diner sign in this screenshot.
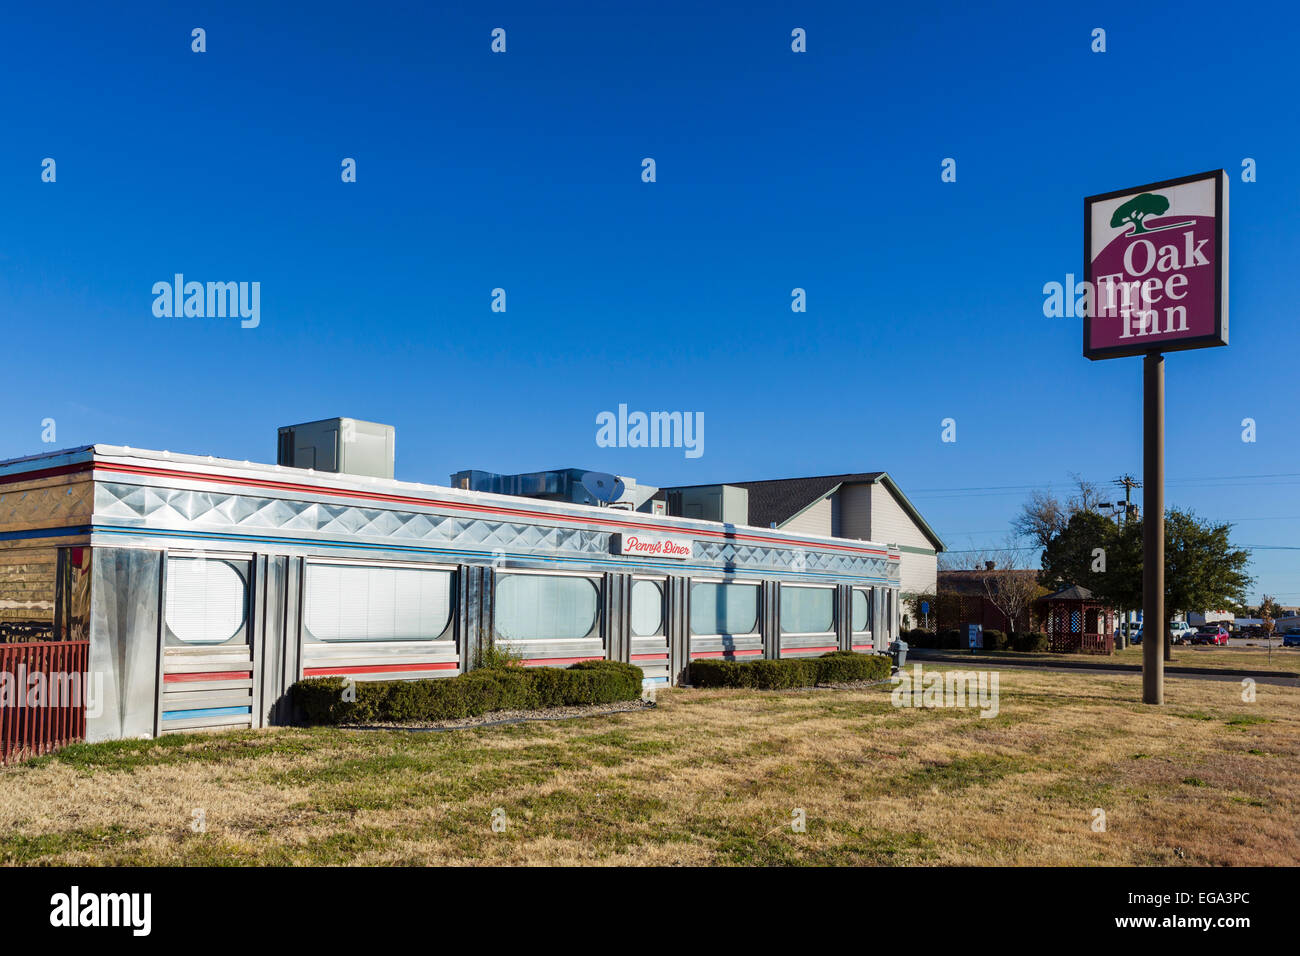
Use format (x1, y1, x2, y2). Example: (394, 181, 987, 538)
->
(611, 532, 693, 559)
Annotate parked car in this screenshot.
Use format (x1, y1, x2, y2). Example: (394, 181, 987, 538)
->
(1191, 624, 1230, 646)
(1282, 628, 1300, 648)
(1129, 622, 1202, 645)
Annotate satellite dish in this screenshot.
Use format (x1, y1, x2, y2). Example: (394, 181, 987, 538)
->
(581, 471, 625, 507)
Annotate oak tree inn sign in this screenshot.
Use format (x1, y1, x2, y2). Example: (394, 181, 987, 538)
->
(1084, 169, 1228, 360)
(1081, 169, 1229, 706)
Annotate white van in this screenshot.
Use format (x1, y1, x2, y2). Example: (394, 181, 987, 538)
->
(1131, 621, 1194, 645)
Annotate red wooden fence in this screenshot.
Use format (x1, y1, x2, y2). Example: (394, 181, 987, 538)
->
(0, 640, 91, 764)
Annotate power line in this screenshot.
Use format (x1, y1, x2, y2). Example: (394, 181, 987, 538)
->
(907, 471, 1300, 499)
(943, 543, 1300, 554)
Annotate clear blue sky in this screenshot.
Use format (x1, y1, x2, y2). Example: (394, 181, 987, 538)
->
(2, 1, 1298, 603)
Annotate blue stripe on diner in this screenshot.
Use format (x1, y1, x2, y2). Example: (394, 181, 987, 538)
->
(642, 677, 670, 685)
(162, 705, 252, 721)
(90, 526, 896, 583)
(0, 525, 92, 542)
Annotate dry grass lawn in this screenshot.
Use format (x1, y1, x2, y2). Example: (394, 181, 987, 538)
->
(1, 665, 1296, 866)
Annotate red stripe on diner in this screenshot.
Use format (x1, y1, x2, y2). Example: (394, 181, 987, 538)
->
(0, 462, 94, 486)
(164, 670, 252, 683)
(303, 661, 457, 676)
(631, 653, 669, 661)
(852, 644, 874, 651)
(782, 646, 838, 654)
(521, 655, 604, 666)
(690, 649, 762, 659)
(91, 462, 890, 556)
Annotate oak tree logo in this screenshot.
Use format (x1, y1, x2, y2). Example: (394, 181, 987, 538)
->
(1110, 192, 1193, 236)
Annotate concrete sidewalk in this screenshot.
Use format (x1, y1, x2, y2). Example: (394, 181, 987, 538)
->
(907, 649, 1300, 688)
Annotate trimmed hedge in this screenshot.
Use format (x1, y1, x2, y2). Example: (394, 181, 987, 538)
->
(293, 659, 644, 725)
(981, 628, 1007, 651)
(1013, 631, 1049, 652)
(897, 628, 1050, 653)
(903, 628, 936, 648)
(690, 651, 891, 690)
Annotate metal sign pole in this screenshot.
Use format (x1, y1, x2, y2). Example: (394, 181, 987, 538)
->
(1142, 352, 1165, 704)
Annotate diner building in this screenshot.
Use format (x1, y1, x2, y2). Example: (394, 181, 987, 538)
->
(0, 428, 903, 742)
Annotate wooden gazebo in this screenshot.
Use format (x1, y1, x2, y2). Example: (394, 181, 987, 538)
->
(1039, 585, 1114, 655)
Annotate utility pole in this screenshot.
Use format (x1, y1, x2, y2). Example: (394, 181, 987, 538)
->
(1114, 474, 1141, 523)
(1112, 474, 1142, 649)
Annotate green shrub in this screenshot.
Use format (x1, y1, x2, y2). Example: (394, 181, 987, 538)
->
(903, 628, 934, 648)
(817, 649, 892, 683)
(982, 629, 1007, 651)
(686, 660, 751, 689)
(939, 629, 963, 650)
(474, 641, 528, 670)
(690, 651, 890, 689)
(291, 659, 644, 726)
(1013, 631, 1049, 652)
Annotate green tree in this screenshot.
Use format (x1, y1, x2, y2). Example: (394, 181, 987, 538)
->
(1111, 192, 1170, 235)
(1040, 510, 1118, 596)
(1108, 510, 1252, 619)
(1040, 508, 1252, 647)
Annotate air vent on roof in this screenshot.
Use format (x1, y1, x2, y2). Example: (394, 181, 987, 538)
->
(277, 418, 395, 480)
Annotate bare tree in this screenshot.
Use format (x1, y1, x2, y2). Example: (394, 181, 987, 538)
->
(1260, 594, 1280, 640)
(1011, 490, 1067, 550)
(1067, 473, 1106, 514)
(969, 543, 1042, 634)
(1013, 475, 1108, 551)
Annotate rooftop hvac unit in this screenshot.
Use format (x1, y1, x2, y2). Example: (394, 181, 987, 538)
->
(277, 418, 395, 480)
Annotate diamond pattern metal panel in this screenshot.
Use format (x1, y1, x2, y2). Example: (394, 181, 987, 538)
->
(94, 481, 610, 556)
(92, 480, 899, 579)
(692, 540, 895, 579)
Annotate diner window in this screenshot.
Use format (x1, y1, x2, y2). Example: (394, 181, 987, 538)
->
(0, 549, 57, 643)
(690, 581, 759, 636)
(630, 579, 665, 637)
(304, 563, 454, 642)
(851, 589, 872, 633)
(165, 556, 250, 646)
(495, 574, 599, 641)
(781, 585, 834, 634)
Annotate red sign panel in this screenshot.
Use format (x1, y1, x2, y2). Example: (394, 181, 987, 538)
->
(1084, 170, 1228, 360)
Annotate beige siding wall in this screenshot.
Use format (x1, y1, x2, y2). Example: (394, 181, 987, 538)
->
(838, 483, 872, 540)
(900, 551, 937, 597)
(777, 481, 939, 597)
(870, 484, 937, 595)
(870, 484, 933, 551)
(781, 496, 834, 537)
